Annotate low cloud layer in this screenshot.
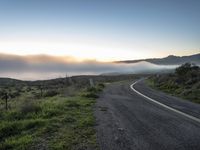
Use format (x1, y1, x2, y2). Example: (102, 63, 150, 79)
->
(0, 53, 178, 80)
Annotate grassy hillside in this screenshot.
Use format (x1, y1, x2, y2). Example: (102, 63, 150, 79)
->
(147, 63, 200, 104)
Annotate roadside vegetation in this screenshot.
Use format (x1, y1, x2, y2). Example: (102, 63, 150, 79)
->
(147, 63, 200, 104)
(0, 88, 99, 149)
(0, 74, 138, 150)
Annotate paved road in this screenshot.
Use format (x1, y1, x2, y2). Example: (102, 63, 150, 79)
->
(95, 80, 200, 150)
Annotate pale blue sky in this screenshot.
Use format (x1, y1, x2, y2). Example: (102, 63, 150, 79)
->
(0, 0, 199, 61)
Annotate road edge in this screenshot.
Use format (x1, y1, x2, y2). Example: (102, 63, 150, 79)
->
(130, 79, 200, 124)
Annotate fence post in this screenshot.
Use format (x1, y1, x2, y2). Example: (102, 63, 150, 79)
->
(5, 93, 8, 110)
(89, 78, 94, 87)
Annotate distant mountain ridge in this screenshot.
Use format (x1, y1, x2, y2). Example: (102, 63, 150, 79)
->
(117, 53, 200, 65)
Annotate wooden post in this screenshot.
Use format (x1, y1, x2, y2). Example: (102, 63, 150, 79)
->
(40, 86, 43, 97)
(68, 77, 73, 85)
(89, 79, 94, 87)
(38, 85, 43, 97)
(4, 93, 8, 110)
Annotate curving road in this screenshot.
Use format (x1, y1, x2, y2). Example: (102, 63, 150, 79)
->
(95, 79, 200, 150)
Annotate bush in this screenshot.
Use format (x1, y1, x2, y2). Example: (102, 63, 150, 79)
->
(0, 122, 21, 140)
(43, 90, 59, 97)
(96, 83, 105, 92)
(175, 63, 200, 83)
(175, 63, 192, 76)
(149, 63, 200, 103)
(66, 100, 80, 108)
(87, 87, 98, 93)
(98, 83, 105, 88)
(1, 135, 33, 150)
(82, 92, 99, 98)
(23, 119, 46, 130)
(20, 101, 41, 114)
(11, 92, 21, 98)
(82, 83, 105, 98)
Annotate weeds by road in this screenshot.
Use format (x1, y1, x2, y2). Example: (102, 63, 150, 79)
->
(0, 84, 103, 150)
(147, 63, 200, 104)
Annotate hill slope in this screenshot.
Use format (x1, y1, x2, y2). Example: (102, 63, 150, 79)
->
(118, 53, 200, 65)
(148, 63, 200, 103)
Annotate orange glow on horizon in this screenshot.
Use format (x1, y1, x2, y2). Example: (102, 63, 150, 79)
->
(0, 38, 199, 62)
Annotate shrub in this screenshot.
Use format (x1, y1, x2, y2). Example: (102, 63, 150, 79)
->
(175, 63, 192, 77)
(0, 122, 21, 140)
(87, 87, 98, 93)
(1, 135, 33, 150)
(97, 83, 105, 89)
(82, 92, 99, 98)
(43, 90, 59, 97)
(23, 119, 46, 130)
(81, 87, 99, 98)
(95, 83, 105, 92)
(149, 63, 200, 104)
(66, 100, 80, 108)
(20, 101, 41, 114)
(42, 108, 63, 118)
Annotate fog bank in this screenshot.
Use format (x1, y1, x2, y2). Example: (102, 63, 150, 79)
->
(0, 53, 178, 80)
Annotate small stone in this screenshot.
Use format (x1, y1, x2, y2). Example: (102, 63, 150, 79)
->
(118, 128, 124, 131)
(114, 136, 119, 141)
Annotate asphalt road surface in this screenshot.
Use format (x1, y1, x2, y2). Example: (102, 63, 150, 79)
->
(95, 79, 200, 150)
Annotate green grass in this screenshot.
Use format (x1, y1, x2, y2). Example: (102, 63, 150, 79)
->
(0, 94, 98, 150)
(0, 79, 108, 150)
(3, 135, 33, 150)
(81, 83, 105, 99)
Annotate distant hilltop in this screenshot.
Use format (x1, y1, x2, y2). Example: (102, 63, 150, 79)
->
(117, 53, 200, 65)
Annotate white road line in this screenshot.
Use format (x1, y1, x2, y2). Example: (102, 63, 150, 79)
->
(130, 80, 200, 124)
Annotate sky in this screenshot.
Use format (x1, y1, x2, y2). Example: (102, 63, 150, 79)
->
(0, 0, 199, 61)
